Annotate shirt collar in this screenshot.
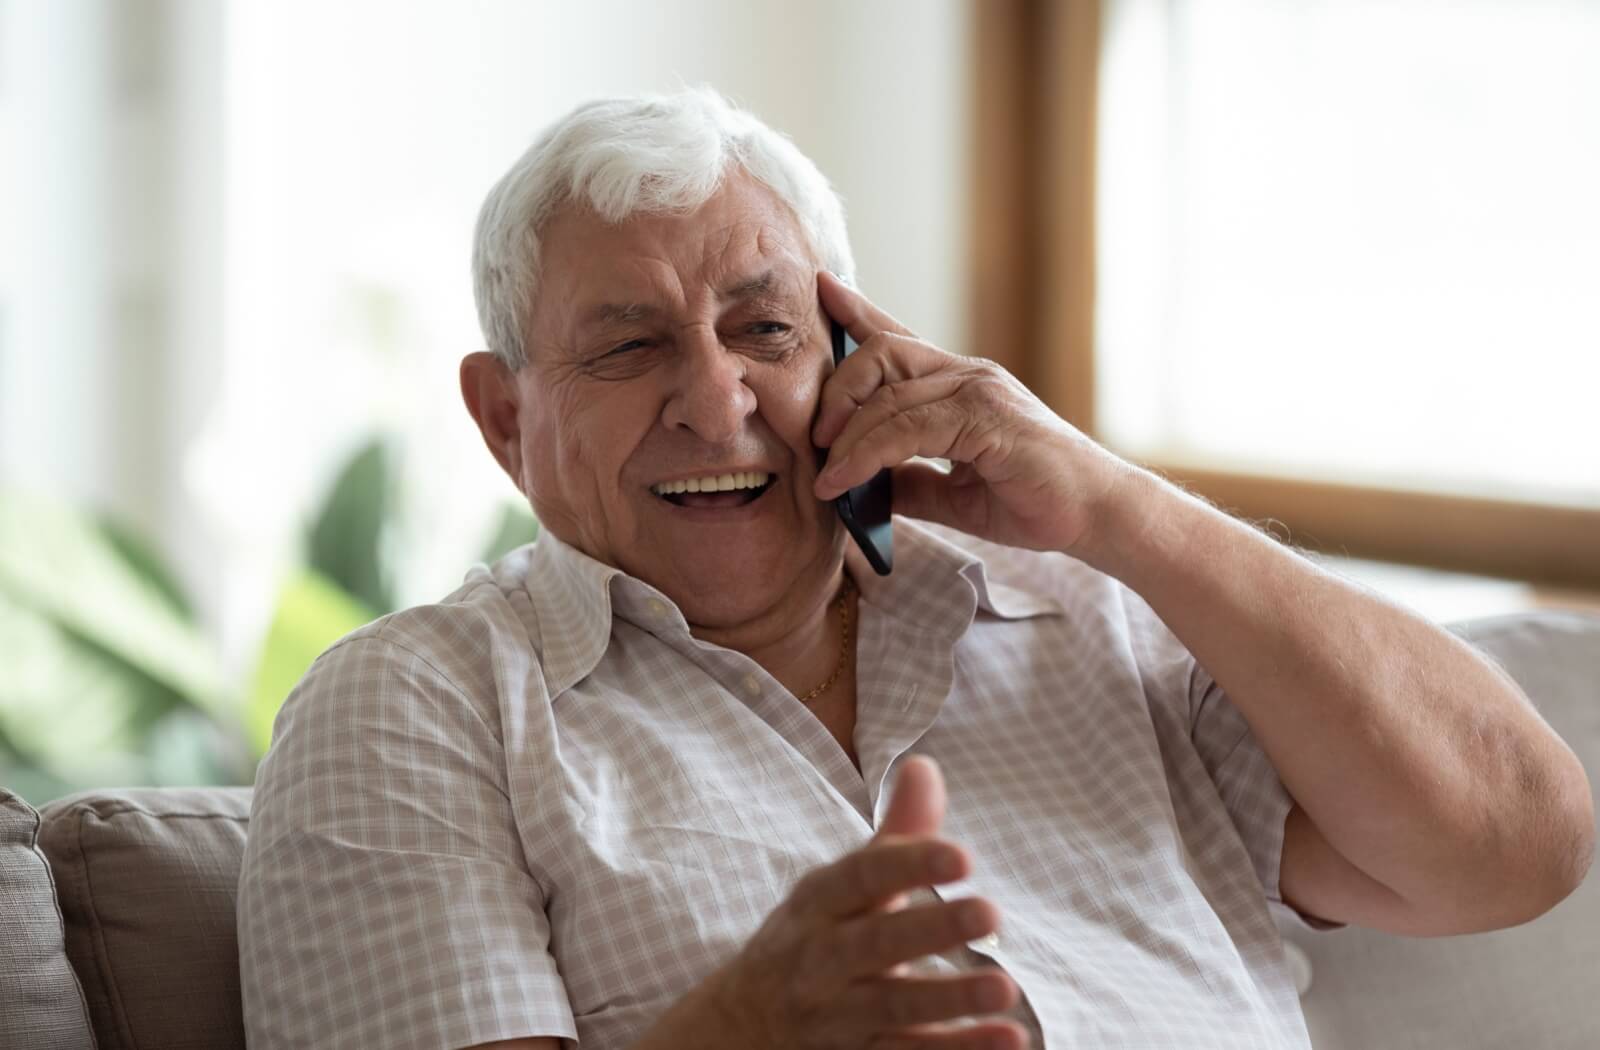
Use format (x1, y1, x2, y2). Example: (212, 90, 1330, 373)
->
(847, 519, 1063, 636)
(514, 518, 1061, 698)
(519, 530, 637, 698)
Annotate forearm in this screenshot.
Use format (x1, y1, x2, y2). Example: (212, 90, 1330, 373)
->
(1082, 467, 1594, 919)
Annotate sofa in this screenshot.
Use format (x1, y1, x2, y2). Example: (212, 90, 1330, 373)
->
(2, 610, 1597, 1050)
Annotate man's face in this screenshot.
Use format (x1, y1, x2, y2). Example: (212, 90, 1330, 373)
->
(512, 173, 845, 627)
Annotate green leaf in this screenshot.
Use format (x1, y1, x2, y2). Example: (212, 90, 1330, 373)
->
(0, 588, 174, 779)
(0, 489, 226, 712)
(478, 503, 540, 564)
(307, 438, 394, 614)
(245, 569, 378, 755)
(95, 513, 194, 619)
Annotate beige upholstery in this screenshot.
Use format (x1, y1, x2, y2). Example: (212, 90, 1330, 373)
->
(0, 787, 96, 1050)
(38, 787, 252, 1050)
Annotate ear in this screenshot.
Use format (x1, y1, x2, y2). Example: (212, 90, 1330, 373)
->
(459, 351, 525, 488)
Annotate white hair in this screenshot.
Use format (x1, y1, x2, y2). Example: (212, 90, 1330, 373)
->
(472, 86, 857, 370)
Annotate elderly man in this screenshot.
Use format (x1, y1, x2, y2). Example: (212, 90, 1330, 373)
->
(237, 89, 1593, 1049)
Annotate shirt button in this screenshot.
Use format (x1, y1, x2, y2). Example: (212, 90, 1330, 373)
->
(742, 673, 761, 696)
(647, 598, 669, 619)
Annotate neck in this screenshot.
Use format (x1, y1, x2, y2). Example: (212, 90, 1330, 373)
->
(689, 561, 853, 697)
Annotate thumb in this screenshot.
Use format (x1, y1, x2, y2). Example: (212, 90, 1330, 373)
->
(874, 754, 946, 841)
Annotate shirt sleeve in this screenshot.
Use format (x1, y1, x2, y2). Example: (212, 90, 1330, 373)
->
(1117, 582, 1346, 935)
(238, 630, 578, 1050)
(1187, 662, 1348, 934)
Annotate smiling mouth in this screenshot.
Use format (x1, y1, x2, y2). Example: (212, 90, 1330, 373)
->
(652, 471, 776, 508)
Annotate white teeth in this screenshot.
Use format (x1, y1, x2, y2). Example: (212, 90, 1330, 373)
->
(651, 470, 772, 497)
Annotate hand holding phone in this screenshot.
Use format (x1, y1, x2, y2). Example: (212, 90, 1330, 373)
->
(819, 315, 893, 575)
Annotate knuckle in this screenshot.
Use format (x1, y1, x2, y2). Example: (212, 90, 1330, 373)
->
(870, 334, 914, 378)
(870, 380, 906, 413)
(959, 410, 1006, 455)
(859, 332, 894, 360)
(957, 371, 1004, 411)
(889, 410, 924, 440)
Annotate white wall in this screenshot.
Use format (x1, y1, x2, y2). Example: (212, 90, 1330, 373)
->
(0, 0, 224, 603)
(0, 0, 974, 673)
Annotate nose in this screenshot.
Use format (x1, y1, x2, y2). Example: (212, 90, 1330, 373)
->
(661, 330, 757, 444)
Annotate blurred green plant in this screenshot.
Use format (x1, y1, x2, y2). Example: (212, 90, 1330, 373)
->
(0, 436, 538, 803)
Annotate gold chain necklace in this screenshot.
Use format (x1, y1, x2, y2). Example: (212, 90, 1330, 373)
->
(796, 577, 855, 704)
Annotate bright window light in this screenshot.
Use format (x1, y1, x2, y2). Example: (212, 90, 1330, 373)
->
(1097, 0, 1600, 506)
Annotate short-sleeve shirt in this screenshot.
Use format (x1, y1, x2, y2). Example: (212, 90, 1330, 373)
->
(238, 517, 1333, 1049)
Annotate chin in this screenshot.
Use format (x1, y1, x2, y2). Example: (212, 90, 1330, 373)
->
(640, 525, 844, 629)
(654, 546, 799, 625)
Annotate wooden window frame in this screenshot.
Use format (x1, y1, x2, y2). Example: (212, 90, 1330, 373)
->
(971, 0, 1600, 590)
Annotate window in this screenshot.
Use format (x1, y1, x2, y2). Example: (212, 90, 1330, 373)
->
(973, 0, 1600, 586)
(1097, 0, 1600, 506)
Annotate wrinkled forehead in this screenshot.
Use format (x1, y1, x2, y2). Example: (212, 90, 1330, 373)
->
(534, 178, 819, 331)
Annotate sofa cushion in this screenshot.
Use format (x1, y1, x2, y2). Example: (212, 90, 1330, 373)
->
(38, 787, 252, 1050)
(0, 786, 97, 1050)
(1282, 611, 1600, 1050)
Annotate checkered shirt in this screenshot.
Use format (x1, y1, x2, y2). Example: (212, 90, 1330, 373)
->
(238, 517, 1331, 1048)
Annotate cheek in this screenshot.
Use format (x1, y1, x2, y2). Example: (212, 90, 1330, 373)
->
(758, 352, 830, 450)
(534, 384, 654, 494)
(515, 400, 566, 507)
(518, 386, 594, 505)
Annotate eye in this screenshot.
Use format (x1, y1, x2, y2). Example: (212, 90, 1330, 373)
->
(605, 339, 648, 357)
(749, 322, 790, 336)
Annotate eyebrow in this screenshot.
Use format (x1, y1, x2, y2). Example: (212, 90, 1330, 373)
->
(722, 270, 783, 301)
(578, 270, 794, 328)
(582, 301, 659, 327)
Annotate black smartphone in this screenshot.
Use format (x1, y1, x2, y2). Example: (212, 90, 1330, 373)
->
(821, 316, 893, 575)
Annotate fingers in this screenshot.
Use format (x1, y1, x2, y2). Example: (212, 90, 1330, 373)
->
(791, 837, 972, 920)
(816, 398, 994, 501)
(817, 269, 918, 344)
(835, 896, 1003, 977)
(811, 331, 941, 449)
(837, 969, 1020, 1031)
(869, 754, 949, 913)
(815, 369, 967, 492)
(873, 1019, 1031, 1050)
(876, 755, 947, 840)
